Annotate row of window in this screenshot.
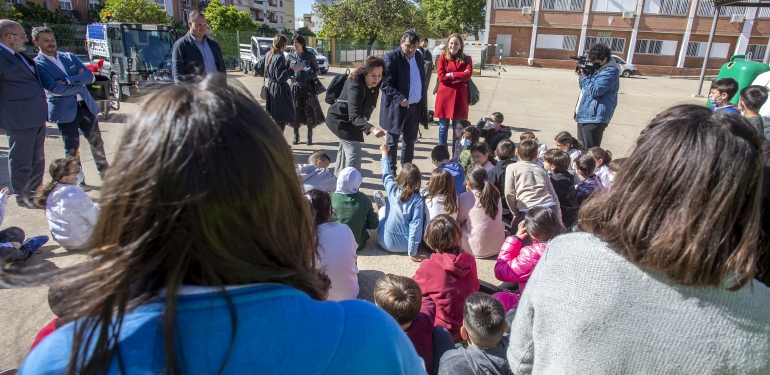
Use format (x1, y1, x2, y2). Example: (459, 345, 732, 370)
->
(534, 35, 767, 60)
(494, 0, 753, 17)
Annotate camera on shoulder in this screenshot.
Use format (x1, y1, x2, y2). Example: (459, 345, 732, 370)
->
(570, 55, 597, 77)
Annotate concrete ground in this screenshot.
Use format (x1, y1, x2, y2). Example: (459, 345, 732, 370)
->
(0, 65, 703, 369)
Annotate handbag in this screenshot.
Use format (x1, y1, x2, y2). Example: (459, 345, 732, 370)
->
(466, 56, 480, 106)
(260, 75, 268, 101)
(313, 78, 327, 95)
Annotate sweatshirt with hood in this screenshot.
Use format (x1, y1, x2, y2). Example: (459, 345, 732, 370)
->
(438, 336, 513, 375)
(549, 171, 578, 228)
(438, 161, 466, 195)
(413, 248, 480, 340)
(45, 184, 99, 250)
(297, 164, 337, 193)
(331, 167, 378, 250)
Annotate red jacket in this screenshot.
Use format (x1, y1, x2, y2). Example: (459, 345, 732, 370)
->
(413, 248, 480, 340)
(405, 296, 437, 374)
(434, 55, 472, 120)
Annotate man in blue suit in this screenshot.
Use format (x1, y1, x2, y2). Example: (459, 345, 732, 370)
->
(0, 20, 47, 207)
(380, 29, 427, 174)
(32, 27, 109, 188)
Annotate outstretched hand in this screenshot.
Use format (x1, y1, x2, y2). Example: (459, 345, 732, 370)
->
(372, 128, 386, 138)
(380, 142, 390, 157)
(0, 187, 9, 196)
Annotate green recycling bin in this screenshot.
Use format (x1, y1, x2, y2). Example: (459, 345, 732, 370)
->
(712, 55, 770, 105)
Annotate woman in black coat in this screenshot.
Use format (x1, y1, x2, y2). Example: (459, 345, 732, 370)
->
(287, 35, 326, 145)
(326, 56, 387, 176)
(265, 34, 303, 132)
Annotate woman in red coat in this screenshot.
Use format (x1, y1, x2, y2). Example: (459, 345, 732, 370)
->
(435, 33, 473, 153)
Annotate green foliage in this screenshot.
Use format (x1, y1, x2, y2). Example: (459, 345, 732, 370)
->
(14, 3, 73, 24)
(317, 0, 427, 45)
(101, 0, 172, 24)
(204, 0, 258, 32)
(88, 2, 104, 23)
(296, 26, 315, 37)
(281, 28, 293, 36)
(419, 0, 485, 38)
(171, 20, 188, 32)
(258, 23, 277, 36)
(0, 2, 21, 20)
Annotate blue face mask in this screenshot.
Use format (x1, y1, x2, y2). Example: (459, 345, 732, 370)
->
(710, 96, 722, 106)
(546, 170, 553, 176)
(460, 139, 471, 148)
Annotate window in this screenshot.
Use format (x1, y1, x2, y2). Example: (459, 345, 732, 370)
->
(536, 34, 577, 50)
(280, 15, 283, 23)
(592, 0, 634, 12)
(542, 0, 583, 11)
(59, 1, 72, 10)
(696, 1, 744, 16)
(686, 41, 729, 57)
(493, 0, 533, 9)
(635, 39, 678, 55)
(644, 0, 689, 15)
(251, 12, 256, 19)
(585, 37, 626, 53)
(758, 7, 770, 18)
(280, 0, 282, 6)
(747, 44, 767, 61)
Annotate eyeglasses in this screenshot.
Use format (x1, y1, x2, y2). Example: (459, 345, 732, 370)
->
(6, 33, 28, 39)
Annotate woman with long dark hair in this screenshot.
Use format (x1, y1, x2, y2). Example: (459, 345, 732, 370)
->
(508, 106, 770, 374)
(434, 33, 472, 152)
(326, 56, 387, 175)
(18, 76, 424, 374)
(287, 34, 326, 145)
(266, 34, 302, 133)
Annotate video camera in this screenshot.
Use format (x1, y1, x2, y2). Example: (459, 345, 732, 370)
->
(570, 55, 598, 77)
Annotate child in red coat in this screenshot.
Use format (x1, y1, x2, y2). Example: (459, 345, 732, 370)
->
(414, 214, 480, 341)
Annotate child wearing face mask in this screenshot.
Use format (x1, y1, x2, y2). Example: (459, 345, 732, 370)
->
(457, 126, 481, 170)
(475, 112, 512, 153)
(34, 158, 100, 250)
(709, 78, 740, 114)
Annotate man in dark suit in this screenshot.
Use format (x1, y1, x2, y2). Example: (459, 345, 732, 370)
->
(33, 27, 109, 189)
(418, 37, 433, 130)
(380, 29, 428, 174)
(0, 20, 47, 206)
(171, 11, 227, 83)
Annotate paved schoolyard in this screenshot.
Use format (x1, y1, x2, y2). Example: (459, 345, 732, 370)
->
(0, 65, 703, 369)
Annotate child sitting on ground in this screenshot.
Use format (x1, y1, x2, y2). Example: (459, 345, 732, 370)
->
(316, 269, 332, 301)
(30, 278, 71, 350)
(574, 154, 604, 206)
(452, 120, 473, 159)
(710, 77, 740, 114)
(493, 206, 563, 313)
(504, 140, 563, 230)
(374, 143, 425, 262)
(475, 112, 512, 153)
(519, 131, 547, 159)
(432, 145, 465, 194)
(488, 140, 516, 226)
(457, 127, 481, 170)
(470, 143, 495, 172)
(297, 151, 337, 192)
(739, 85, 769, 135)
(374, 274, 454, 375)
(413, 215, 480, 341)
(457, 165, 505, 258)
(34, 158, 98, 251)
(608, 157, 626, 184)
(554, 131, 582, 173)
(438, 293, 513, 375)
(309, 189, 360, 301)
(331, 167, 378, 251)
(543, 149, 579, 229)
(0, 187, 48, 268)
(586, 147, 613, 189)
(423, 169, 459, 225)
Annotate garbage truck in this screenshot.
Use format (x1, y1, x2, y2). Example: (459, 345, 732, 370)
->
(240, 36, 275, 76)
(86, 23, 176, 102)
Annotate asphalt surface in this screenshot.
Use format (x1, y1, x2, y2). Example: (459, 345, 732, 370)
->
(0, 65, 703, 369)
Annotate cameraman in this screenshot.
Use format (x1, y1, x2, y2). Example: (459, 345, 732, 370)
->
(574, 43, 620, 149)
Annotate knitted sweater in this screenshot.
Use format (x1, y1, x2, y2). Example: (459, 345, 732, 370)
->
(508, 232, 770, 375)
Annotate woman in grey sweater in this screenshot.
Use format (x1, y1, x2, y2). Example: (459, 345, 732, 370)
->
(508, 105, 770, 374)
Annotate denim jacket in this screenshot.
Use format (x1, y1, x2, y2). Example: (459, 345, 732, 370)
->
(377, 157, 424, 256)
(575, 60, 620, 124)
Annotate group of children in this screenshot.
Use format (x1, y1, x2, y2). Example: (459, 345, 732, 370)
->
(710, 77, 770, 139)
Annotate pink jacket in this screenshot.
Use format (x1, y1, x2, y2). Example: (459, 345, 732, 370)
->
(493, 236, 547, 311)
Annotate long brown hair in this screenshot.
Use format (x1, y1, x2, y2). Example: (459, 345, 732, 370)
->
(465, 164, 500, 219)
(11, 75, 322, 374)
(424, 169, 458, 215)
(349, 56, 385, 82)
(268, 34, 287, 65)
(442, 33, 465, 63)
(424, 214, 462, 254)
(33, 157, 77, 208)
(579, 104, 763, 290)
(395, 163, 421, 202)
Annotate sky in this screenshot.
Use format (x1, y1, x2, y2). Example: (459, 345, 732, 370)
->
(294, 0, 315, 17)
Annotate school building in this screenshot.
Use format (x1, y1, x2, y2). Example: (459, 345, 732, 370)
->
(483, 0, 770, 74)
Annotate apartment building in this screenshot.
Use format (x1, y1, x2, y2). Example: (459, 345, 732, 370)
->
(484, 0, 770, 73)
(284, 0, 294, 32)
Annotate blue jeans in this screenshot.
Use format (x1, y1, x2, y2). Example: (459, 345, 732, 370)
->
(437, 118, 458, 148)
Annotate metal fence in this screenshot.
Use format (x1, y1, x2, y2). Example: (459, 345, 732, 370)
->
(332, 41, 398, 64)
(18, 22, 86, 56)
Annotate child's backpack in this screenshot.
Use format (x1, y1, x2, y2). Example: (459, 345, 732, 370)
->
(324, 69, 351, 105)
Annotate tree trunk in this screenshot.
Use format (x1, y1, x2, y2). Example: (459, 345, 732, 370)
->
(367, 32, 377, 56)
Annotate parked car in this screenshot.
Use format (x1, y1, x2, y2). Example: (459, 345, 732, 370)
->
(285, 46, 329, 74)
(612, 55, 639, 78)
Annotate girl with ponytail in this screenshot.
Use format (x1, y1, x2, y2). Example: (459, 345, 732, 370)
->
(456, 164, 505, 258)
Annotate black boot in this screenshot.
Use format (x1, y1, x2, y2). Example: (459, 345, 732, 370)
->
(307, 127, 313, 146)
(292, 127, 300, 145)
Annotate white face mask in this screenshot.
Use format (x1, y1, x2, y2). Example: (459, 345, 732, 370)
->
(484, 121, 495, 130)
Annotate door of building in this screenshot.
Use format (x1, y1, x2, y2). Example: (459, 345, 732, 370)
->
(497, 34, 512, 57)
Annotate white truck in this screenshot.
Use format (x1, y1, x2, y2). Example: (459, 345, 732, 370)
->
(240, 36, 274, 76)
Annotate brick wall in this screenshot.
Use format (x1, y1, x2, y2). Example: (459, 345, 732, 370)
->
(691, 16, 743, 35)
(587, 13, 635, 30)
(637, 15, 689, 33)
(540, 11, 584, 28)
(486, 56, 722, 77)
(488, 25, 534, 58)
(491, 7, 536, 26)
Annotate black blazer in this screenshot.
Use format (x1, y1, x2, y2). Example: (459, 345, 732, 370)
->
(379, 48, 427, 134)
(326, 77, 380, 142)
(287, 50, 319, 86)
(171, 33, 226, 83)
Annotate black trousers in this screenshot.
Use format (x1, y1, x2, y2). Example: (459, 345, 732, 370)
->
(387, 105, 419, 174)
(577, 122, 608, 149)
(57, 103, 109, 177)
(0, 227, 27, 263)
(6, 125, 46, 200)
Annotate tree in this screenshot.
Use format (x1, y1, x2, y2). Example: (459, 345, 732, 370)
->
(258, 23, 277, 36)
(88, 2, 104, 23)
(296, 26, 315, 37)
(204, 0, 258, 32)
(281, 28, 293, 36)
(101, 0, 171, 24)
(14, 2, 73, 23)
(419, 0, 485, 38)
(317, 0, 427, 46)
(0, 2, 21, 20)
